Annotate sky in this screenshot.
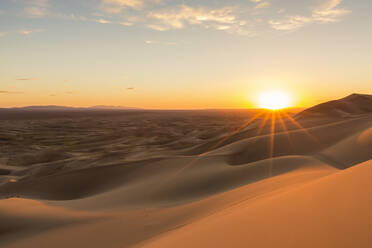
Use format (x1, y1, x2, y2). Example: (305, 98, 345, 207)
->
(0, 0, 371, 109)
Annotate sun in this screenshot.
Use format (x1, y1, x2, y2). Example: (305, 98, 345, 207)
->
(258, 91, 291, 110)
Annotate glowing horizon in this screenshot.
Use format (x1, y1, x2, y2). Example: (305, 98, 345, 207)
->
(0, 0, 371, 109)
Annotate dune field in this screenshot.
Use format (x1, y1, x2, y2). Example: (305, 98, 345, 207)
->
(1, 94, 372, 247)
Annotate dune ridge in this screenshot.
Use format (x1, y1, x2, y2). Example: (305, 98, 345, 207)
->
(296, 93, 372, 119)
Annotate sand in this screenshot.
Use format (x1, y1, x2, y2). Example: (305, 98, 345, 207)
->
(143, 159, 372, 248)
(0, 94, 372, 247)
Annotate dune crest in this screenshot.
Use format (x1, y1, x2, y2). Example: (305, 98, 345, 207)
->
(358, 127, 372, 145)
(296, 93, 372, 119)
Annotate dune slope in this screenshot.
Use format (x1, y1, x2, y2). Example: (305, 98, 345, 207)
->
(143, 159, 372, 248)
(0, 198, 102, 247)
(2, 161, 335, 248)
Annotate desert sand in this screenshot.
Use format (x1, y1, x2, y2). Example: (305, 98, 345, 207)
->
(1, 94, 372, 247)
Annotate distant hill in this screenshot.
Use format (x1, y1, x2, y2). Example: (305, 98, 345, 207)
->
(14, 105, 78, 111)
(89, 105, 141, 110)
(3, 105, 142, 111)
(296, 94, 372, 119)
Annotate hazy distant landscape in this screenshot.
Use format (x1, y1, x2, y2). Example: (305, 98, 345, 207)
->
(0, 109, 260, 185)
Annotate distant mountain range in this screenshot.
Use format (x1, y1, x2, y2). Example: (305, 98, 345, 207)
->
(1, 105, 142, 111)
(296, 93, 372, 119)
(2, 94, 372, 115)
(89, 105, 141, 110)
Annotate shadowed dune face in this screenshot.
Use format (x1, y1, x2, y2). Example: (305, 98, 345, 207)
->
(0, 155, 335, 207)
(0, 198, 103, 246)
(0, 169, 10, 175)
(358, 127, 372, 145)
(320, 125, 372, 167)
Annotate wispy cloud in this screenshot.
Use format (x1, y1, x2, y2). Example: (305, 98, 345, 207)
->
(0, 32, 7, 37)
(269, 16, 310, 31)
(270, 0, 350, 31)
(311, 0, 350, 23)
(101, 0, 162, 13)
(148, 5, 236, 30)
(5, 0, 351, 37)
(256, 3, 270, 9)
(145, 40, 176, 45)
(23, 0, 49, 18)
(16, 77, 34, 80)
(126, 87, 135, 90)
(120, 21, 134, 26)
(51, 13, 88, 22)
(145, 5, 251, 35)
(93, 3, 252, 35)
(102, 0, 144, 13)
(18, 29, 44, 35)
(250, 0, 270, 9)
(96, 18, 112, 24)
(0, 90, 23, 94)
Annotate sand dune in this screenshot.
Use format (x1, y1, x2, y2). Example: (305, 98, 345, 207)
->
(43, 155, 335, 210)
(1, 95, 372, 247)
(208, 115, 372, 167)
(143, 159, 372, 248)
(2, 115, 371, 207)
(0, 198, 102, 247)
(296, 93, 372, 119)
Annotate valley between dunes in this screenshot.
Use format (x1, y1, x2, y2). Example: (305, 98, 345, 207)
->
(1, 94, 372, 247)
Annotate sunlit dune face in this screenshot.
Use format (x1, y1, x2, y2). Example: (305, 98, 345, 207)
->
(258, 91, 291, 110)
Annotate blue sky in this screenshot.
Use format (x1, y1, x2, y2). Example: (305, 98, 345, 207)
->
(0, 0, 371, 108)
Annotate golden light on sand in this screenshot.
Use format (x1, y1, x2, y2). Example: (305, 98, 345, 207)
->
(258, 91, 292, 110)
